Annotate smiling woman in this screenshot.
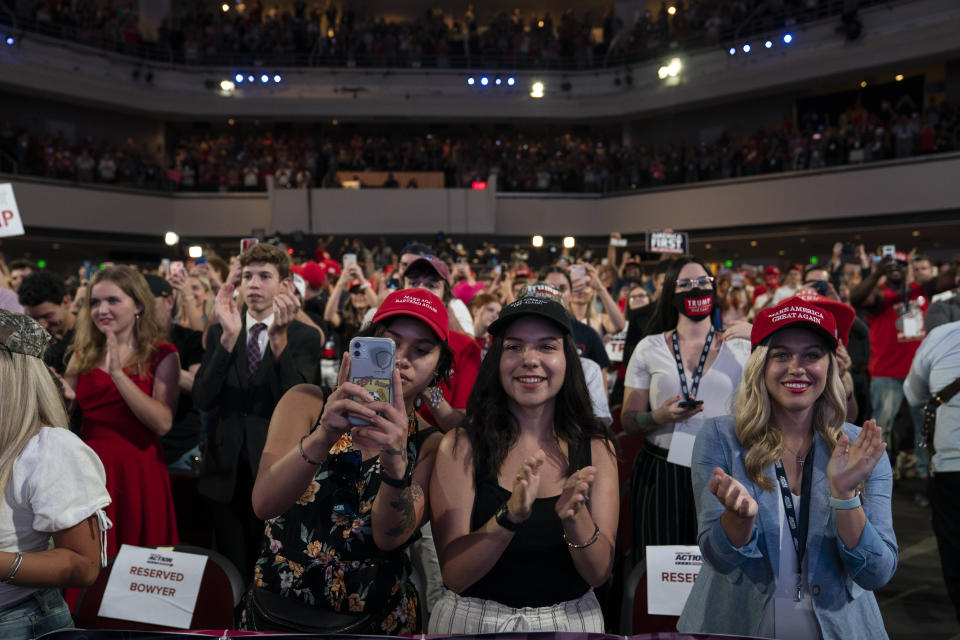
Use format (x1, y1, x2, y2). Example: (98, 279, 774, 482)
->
(678, 297, 898, 640)
(428, 296, 618, 633)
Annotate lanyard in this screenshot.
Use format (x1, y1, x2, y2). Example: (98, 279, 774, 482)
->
(670, 325, 715, 401)
(773, 447, 814, 602)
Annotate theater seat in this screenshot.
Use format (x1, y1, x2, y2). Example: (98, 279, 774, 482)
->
(74, 545, 245, 631)
(620, 560, 681, 634)
(609, 404, 623, 434)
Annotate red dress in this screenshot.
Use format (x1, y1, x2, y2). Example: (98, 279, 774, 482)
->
(77, 342, 180, 556)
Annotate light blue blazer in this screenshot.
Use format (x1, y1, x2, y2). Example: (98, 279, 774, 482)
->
(677, 416, 897, 640)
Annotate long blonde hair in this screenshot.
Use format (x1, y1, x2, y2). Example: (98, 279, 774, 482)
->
(67, 266, 168, 376)
(734, 342, 847, 491)
(0, 350, 70, 496)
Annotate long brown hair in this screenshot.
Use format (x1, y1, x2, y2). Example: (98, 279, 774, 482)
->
(67, 266, 168, 376)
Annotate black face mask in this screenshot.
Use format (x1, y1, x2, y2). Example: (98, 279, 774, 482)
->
(672, 288, 713, 320)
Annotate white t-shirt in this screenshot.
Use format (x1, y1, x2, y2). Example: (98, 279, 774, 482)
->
(581, 357, 612, 427)
(757, 490, 822, 639)
(624, 333, 749, 449)
(0, 427, 111, 608)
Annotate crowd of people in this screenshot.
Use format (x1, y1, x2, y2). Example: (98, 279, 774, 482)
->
(10, 0, 859, 68)
(0, 227, 958, 637)
(3, 96, 958, 193)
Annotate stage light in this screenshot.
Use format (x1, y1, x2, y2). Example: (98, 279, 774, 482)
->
(220, 80, 235, 92)
(563, 236, 575, 249)
(667, 58, 682, 77)
(728, 47, 736, 55)
(783, 33, 793, 44)
(480, 76, 489, 86)
(724, 259, 733, 268)
(809, 256, 819, 265)
(764, 40, 772, 48)
(164, 231, 180, 246)
(860, 80, 867, 88)
(188, 245, 203, 259)
(530, 81, 544, 98)
(467, 77, 475, 86)
(658, 66, 668, 80)
(667, 5, 676, 15)
(260, 74, 269, 83)
(532, 235, 544, 248)
(5, 36, 13, 46)
(742, 43, 751, 53)
(247, 75, 255, 82)
(235, 73, 244, 83)
(507, 76, 516, 86)
(36, 260, 47, 269)
(221, 3, 229, 11)
(895, 74, 904, 82)
(495, 77, 502, 85)
(273, 74, 282, 83)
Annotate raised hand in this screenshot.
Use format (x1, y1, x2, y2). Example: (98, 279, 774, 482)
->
(555, 465, 596, 521)
(506, 450, 546, 523)
(269, 280, 299, 337)
(215, 283, 242, 349)
(104, 329, 123, 375)
(709, 467, 758, 519)
(827, 420, 886, 498)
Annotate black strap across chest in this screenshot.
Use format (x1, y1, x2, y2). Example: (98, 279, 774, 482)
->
(671, 325, 715, 401)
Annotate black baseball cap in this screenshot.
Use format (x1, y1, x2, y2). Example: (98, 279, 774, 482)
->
(487, 295, 572, 337)
(145, 274, 173, 298)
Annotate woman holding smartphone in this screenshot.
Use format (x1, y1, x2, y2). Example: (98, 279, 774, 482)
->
(621, 256, 750, 565)
(240, 289, 453, 634)
(429, 296, 618, 632)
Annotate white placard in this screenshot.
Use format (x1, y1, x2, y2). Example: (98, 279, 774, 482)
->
(98, 544, 209, 629)
(605, 325, 627, 363)
(0, 184, 25, 238)
(666, 414, 704, 468)
(645, 545, 703, 616)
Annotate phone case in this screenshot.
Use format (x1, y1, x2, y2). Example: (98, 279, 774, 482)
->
(347, 337, 395, 426)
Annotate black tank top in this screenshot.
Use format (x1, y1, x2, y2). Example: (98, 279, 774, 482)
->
(461, 440, 593, 608)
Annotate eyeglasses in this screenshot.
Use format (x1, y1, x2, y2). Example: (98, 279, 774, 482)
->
(675, 276, 715, 290)
(330, 450, 362, 518)
(629, 293, 649, 301)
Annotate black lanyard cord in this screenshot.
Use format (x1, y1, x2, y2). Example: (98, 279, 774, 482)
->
(773, 447, 814, 601)
(671, 325, 715, 401)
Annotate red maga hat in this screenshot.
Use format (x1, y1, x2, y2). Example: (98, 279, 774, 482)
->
(789, 290, 856, 346)
(372, 289, 449, 342)
(405, 255, 451, 285)
(291, 261, 326, 289)
(751, 298, 840, 350)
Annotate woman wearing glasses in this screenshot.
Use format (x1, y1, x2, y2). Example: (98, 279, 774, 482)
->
(621, 257, 750, 565)
(240, 289, 453, 634)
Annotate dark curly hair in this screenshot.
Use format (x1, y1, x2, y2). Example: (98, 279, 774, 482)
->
(17, 272, 67, 307)
(461, 321, 614, 480)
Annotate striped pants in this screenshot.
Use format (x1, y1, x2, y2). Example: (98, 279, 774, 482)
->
(427, 589, 605, 634)
(629, 441, 698, 566)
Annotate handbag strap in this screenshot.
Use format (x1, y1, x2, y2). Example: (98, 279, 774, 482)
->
(933, 376, 960, 407)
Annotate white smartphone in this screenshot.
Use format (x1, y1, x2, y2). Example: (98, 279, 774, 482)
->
(241, 237, 259, 253)
(343, 253, 358, 268)
(881, 245, 896, 258)
(347, 337, 395, 427)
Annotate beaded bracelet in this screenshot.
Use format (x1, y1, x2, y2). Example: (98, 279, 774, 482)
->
(299, 434, 323, 466)
(563, 522, 600, 549)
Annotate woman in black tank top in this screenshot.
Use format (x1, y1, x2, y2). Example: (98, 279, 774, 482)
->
(428, 296, 619, 633)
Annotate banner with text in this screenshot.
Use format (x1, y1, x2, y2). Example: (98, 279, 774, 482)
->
(645, 231, 688, 255)
(0, 184, 25, 238)
(98, 545, 208, 628)
(646, 544, 703, 616)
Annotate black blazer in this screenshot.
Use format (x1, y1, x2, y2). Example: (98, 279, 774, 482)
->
(193, 317, 324, 503)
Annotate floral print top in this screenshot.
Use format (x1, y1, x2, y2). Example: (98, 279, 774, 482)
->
(241, 417, 436, 634)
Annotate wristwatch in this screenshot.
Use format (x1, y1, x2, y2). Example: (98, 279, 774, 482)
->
(494, 503, 522, 531)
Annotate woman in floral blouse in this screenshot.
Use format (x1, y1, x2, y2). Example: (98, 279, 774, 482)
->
(239, 289, 454, 633)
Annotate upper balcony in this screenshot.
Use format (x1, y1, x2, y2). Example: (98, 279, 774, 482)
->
(1, 0, 958, 119)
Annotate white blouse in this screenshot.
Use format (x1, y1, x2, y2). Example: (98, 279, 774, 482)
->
(625, 333, 749, 450)
(0, 427, 112, 608)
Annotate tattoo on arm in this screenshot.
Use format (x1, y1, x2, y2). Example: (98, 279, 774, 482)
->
(384, 446, 408, 463)
(385, 483, 423, 538)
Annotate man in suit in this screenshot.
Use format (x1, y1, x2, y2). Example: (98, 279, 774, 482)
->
(193, 243, 324, 575)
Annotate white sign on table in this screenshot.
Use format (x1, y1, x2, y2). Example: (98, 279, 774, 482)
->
(0, 184, 25, 238)
(646, 544, 703, 616)
(98, 544, 208, 628)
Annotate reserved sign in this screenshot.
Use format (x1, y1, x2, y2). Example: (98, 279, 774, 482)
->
(646, 231, 688, 255)
(98, 545, 208, 628)
(646, 545, 703, 616)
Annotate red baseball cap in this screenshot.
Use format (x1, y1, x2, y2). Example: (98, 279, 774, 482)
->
(405, 255, 451, 285)
(789, 291, 856, 346)
(372, 289, 449, 342)
(321, 258, 341, 276)
(291, 261, 326, 289)
(751, 298, 840, 350)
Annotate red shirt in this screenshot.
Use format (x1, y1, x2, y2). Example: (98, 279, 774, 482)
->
(866, 282, 929, 379)
(419, 331, 482, 426)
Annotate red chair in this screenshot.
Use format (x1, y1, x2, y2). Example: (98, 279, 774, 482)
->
(74, 546, 244, 631)
(609, 403, 623, 434)
(620, 560, 681, 634)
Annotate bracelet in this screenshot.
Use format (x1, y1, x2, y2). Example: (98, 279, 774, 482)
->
(494, 503, 522, 531)
(380, 458, 413, 489)
(298, 434, 323, 466)
(828, 493, 862, 510)
(0, 552, 23, 584)
(563, 522, 600, 549)
(634, 412, 657, 427)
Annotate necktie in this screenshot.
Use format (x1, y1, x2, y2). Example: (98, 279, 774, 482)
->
(247, 323, 267, 382)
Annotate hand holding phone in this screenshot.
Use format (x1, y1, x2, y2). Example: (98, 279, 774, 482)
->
(347, 337, 395, 427)
(677, 399, 704, 409)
